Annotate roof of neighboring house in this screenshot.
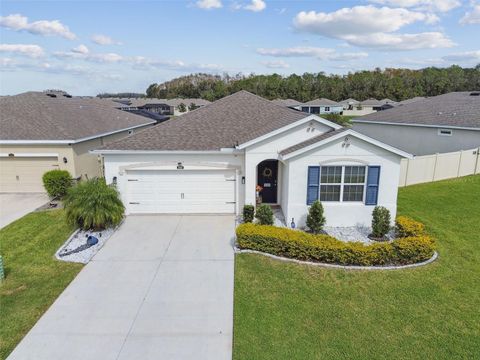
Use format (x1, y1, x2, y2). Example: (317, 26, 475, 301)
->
(339, 98, 360, 105)
(353, 91, 480, 129)
(360, 98, 383, 106)
(271, 98, 301, 107)
(279, 128, 348, 155)
(126, 98, 211, 108)
(0, 91, 156, 142)
(303, 98, 342, 106)
(99, 90, 309, 151)
(395, 96, 426, 106)
(381, 98, 397, 104)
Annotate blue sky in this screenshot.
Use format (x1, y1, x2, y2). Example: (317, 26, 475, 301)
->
(1, 0, 479, 95)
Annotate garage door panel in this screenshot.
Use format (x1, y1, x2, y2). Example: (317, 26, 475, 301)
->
(125, 169, 236, 214)
(0, 157, 59, 193)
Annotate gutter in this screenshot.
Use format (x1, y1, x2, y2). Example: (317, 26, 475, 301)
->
(351, 120, 480, 131)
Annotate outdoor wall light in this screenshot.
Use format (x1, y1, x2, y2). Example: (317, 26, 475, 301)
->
(63, 157, 68, 163)
(112, 176, 117, 186)
(242, 176, 245, 184)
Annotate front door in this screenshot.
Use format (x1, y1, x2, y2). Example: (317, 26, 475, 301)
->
(258, 160, 278, 203)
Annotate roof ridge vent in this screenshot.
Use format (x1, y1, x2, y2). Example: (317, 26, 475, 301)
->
(470, 92, 480, 96)
(46, 93, 57, 98)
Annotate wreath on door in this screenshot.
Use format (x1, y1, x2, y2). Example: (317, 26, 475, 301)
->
(262, 167, 273, 178)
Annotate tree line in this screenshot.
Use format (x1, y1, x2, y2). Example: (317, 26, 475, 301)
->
(144, 65, 480, 102)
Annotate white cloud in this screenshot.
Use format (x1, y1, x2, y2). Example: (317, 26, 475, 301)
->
(257, 46, 335, 58)
(293, 6, 436, 37)
(261, 60, 290, 69)
(292, 6, 455, 50)
(345, 32, 455, 50)
(244, 0, 266, 12)
(196, 0, 223, 9)
(91, 34, 122, 46)
(369, 0, 461, 13)
(0, 14, 76, 40)
(0, 44, 45, 58)
(460, 4, 480, 24)
(256, 46, 368, 61)
(54, 50, 124, 63)
(442, 50, 480, 61)
(72, 44, 89, 54)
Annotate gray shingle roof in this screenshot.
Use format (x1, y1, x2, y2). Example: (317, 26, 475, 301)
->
(100, 90, 309, 151)
(0, 92, 155, 141)
(353, 91, 480, 129)
(303, 98, 342, 106)
(360, 98, 383, 106)
(279, 128, 348, 156)
(271, 98, 301, 107)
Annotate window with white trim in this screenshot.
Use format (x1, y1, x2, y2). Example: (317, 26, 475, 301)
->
(324, 106, 330, 112)
(319, 166, 366, 202)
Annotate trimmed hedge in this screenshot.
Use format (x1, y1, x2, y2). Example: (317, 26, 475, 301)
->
(42, 170, 72, 198)
(236, 223, 435, 266)
(396, 216, 425, 237)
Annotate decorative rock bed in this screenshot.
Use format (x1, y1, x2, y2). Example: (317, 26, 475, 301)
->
(55, 227, 116, 264)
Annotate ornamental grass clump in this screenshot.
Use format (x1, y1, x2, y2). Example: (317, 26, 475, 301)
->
(371, 206, 391, 240)
(42, 170, 72, 198)
(255, 204, 274, 225)
(64, 178, 124, 230)
(306, 200, 326, 234)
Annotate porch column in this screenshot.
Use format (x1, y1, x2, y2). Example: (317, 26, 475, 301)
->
(244, 154, 256, 207)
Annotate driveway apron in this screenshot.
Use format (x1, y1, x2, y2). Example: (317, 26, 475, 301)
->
(7, 215, 235, 360)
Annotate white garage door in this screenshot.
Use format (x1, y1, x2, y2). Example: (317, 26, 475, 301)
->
(125, 169, 236, 214)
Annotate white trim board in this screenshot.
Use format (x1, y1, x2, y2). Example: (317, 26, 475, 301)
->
(0, 152, 59, 158)
(351, 120, 480, 131)
(281, 129, 413, 160)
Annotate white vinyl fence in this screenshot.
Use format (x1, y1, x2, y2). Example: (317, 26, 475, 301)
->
(399, 147, 480, 187)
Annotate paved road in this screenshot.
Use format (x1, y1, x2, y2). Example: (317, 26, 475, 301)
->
(0, 193, 49, 229)
(8, 215, 235, 360)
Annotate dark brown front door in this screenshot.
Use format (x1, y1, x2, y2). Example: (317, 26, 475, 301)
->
(258, 160, 278, 203)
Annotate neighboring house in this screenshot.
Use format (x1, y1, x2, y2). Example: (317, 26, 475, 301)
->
(339, 98, 374, 116)
(271, 98, 302, 110)
(359, 98, 385, 112)
(352, 91, 480, 156)
(94, 91, 411, 227)
(116, 98, 211, 116)
(300, 98, 344, 115)
(0, 91, 156, 192)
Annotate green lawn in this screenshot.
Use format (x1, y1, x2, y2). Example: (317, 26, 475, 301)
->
(0, 210, 83, 359)
(233, 175, 480, 360)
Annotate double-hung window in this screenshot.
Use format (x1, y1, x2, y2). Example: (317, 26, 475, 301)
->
(320, 165, 365, 202)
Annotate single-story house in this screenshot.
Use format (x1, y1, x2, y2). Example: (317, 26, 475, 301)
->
(117, 98, 211, 116)
(352, 91, 480, 156)
(299, 98, 344, 115)
(0, 91, 156, 192)
(95, 91, 411, 227)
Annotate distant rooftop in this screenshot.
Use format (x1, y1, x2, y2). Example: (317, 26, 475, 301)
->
(352, 91, 480, 129)
(303, 98, 342, 106)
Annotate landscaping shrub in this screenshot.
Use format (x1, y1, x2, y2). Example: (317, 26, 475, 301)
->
(42, 170, 72, 198)
(306, 200, 326, 234)
(236, 223, 435, 266)
(64, 178, 124, 230)
(255, 204, 274, 225)
(396, 216, 425, 237)
(371, 206, 391, 239)
(243, 205, 255, 223)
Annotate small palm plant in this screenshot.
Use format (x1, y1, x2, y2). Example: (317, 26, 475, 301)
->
(64, 178, 125, 230)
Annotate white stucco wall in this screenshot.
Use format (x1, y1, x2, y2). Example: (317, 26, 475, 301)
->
(103, 153, 246, 214)
(284, 136, 402, 228)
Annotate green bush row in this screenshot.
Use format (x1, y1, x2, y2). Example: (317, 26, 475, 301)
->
(236, 223, 435, 266)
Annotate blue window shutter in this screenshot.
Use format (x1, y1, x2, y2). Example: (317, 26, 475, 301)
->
(365, 166, 380, 205)
(307, 166, 320, 205)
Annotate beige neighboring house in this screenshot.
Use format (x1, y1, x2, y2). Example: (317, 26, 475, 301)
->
(0, 91, 156, 193)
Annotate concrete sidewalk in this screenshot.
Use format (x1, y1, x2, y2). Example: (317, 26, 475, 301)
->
(8, 215, 235, 360)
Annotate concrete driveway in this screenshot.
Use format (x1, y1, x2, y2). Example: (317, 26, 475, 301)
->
(8, 215, 235, 360)
(0, 193, 49, 229)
